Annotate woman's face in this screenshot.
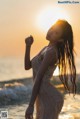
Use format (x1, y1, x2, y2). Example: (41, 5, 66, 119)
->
(46, 23, 63, 43)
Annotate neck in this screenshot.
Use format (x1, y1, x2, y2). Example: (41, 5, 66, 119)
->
(48, 41, 58, 47)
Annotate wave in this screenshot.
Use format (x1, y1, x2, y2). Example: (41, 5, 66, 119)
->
(0, 78, 33, 106)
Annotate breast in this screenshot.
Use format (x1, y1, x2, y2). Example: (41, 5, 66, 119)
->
(31, 55, 40, 79)
(31, 53, 57, 82)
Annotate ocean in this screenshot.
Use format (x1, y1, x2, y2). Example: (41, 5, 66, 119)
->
(0, 57, 32, 81)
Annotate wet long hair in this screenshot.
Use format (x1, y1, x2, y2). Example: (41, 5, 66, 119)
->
(55, 19, 77, 97)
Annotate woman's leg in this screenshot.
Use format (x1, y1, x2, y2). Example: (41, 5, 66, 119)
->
(35, 96, 41, 119)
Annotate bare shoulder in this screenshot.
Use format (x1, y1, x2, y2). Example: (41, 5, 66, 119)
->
(45, 45, 58, 57)
(44, 45, 58, 66)
(38, 46, 47, 55)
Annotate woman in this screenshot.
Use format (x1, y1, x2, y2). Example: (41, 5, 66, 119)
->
(24, 19, 77, 119)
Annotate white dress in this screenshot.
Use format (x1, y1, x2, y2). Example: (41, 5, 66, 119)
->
(31, 45, 64, 119)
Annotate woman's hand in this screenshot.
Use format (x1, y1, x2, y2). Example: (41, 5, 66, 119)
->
(25, 35, 34, 46)
(25, 105, 34, 119)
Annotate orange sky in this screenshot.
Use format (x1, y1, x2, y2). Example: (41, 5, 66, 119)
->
(0, 0, 80, 59)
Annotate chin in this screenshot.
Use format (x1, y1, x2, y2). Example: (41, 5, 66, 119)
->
(46, 35, 49, 41)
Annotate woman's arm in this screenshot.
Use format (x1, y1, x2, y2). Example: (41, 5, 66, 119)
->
(24, 36, 34, 70)
(29, 47, 57, 106)
(24, 44, 32, 70)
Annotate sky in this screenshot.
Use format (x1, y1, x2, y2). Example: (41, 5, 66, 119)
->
(0, 0, 80, 60)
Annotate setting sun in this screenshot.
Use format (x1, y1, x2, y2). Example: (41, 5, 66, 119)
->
(35, 6, 71, 32)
